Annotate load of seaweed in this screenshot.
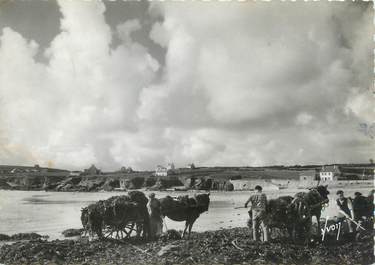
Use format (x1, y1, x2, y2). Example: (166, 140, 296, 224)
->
(81, 191, 149, 239)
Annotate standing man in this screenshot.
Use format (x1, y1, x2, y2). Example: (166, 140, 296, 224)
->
(352, 191, 372, 221)
(148, 193, 163, 239)
(367, 189, 374, 216)
(336, 190, 354, 233)
(245, 185, 268, 242)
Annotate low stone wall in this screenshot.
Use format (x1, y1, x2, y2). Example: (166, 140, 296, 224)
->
(297, 179, 373, 189)
(231, 179, 279, 191)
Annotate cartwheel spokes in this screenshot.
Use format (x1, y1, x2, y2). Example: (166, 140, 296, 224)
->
(94, 219, 145, 241)
(104, 229, 114, 239)
(115, 230, 120, 239)
(124, 222, 136, 238)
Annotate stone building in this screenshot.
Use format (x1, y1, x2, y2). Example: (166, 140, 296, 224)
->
(320, 165, 341, 181)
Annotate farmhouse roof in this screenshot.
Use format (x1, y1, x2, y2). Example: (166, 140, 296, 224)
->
(321, 165, 341, 173)
(156, 165, 167, 171)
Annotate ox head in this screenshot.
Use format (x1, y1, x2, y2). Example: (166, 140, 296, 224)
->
(308, 185, 329, 199)
(308, 185, 330, 207)
(195, 193, 210, 212)
(316, 185, 330, 201)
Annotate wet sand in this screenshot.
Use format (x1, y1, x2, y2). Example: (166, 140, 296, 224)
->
(0, 186, 372, 239)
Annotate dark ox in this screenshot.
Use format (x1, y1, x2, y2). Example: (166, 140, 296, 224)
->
(248, 196, 294, 239)
(265, 196, 294, 228)
(159, 193, 210, 238)
(288, 185, 330, 243)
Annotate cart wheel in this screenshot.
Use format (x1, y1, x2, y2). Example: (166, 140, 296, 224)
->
(122, 222, 136, 238)
(103, 228, 114, 239)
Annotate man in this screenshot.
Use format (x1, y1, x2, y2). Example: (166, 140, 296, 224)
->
(147, 193, 163, 239)
(352, 191, 372, 221)
(368, 189, 374, 200)
(336, 190, 354, 233)
(245, 185, 268, 242)
(367, 189, 374, 216)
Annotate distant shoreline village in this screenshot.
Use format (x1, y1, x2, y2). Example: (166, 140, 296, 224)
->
(0, 163, 373, 192)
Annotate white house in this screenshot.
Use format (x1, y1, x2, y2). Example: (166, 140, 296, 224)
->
(155, 163, 175, 177)
(155, 165, 168, 177)
(319, 165, 341, 181)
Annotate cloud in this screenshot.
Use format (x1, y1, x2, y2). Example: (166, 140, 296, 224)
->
(117, 19, 141, 44)
(0, 1, 159, 170)
(138, 1, 373, 166)
(149, 22, 169, 48)
(0, 1, 373, 170)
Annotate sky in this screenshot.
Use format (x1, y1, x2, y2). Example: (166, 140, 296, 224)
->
(0, 0, 373, 171)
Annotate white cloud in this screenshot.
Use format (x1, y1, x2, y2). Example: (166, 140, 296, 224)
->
(149, 22, 169, 48)
(345, 87, 375, 123)
(138, 1, 373, 166)
(0, 1, 159, 170)
(117, 19, 141, 44)
(0, 1, 373, 170)
(296, 113, 314, 126)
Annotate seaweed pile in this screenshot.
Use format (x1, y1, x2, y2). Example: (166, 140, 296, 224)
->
(0, 232, 48, 241)
(81, 191, 149, 238)
(0, 227, 373, 265)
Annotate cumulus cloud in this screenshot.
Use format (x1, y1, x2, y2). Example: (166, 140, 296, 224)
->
(0, 1, 373, 170)
(0, 0, 159, 169)
(139, 1, 373, 166)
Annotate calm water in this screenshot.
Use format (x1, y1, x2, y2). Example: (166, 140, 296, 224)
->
(0, 187, 371, 240)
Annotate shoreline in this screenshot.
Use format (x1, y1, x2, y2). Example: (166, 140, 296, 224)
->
(0, 181, 372, 193)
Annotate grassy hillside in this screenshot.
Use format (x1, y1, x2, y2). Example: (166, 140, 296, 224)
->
(171, 167, 300, 181)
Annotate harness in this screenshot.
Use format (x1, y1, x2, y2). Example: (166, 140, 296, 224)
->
(290, 188, 328, 218)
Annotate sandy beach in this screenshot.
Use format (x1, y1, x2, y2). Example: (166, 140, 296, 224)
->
(0, 186, 371, 240)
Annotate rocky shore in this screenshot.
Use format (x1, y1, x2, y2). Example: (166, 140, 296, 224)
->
(0, 227, 373, 265)
(0, 174, 184, 192)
